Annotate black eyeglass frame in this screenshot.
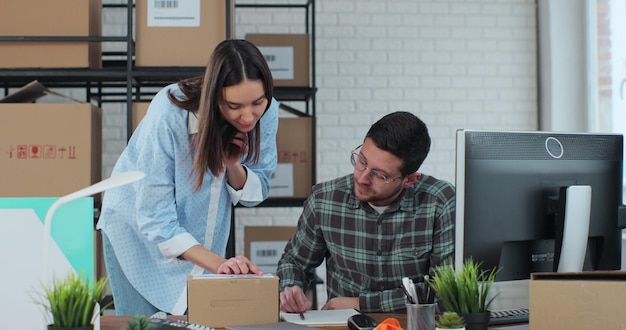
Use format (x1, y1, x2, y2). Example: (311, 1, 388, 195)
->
(349, 145, 404, 186)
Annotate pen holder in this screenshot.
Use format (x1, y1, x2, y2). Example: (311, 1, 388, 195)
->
(406, 303, 436, 330)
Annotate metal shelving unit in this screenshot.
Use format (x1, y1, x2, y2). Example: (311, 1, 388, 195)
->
(227, 0, 317, 258)
(0, 0, 317, 259)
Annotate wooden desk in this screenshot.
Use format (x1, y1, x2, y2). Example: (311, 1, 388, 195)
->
(100, 313, 403, 330)
(100, 313, 527, 329)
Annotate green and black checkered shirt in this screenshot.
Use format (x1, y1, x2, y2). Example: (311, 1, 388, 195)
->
(277, 173, 455, 313)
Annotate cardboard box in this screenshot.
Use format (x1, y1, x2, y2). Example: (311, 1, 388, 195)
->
(0, 103, 102, 198)
(187, 274, 279, 328)
(135, 0, 234, 67)
(530, 271, 626, 329)
(132, 102, 150, 133)
(0, 0, 102, 68)
(245, 33, 311, 87)
(244, 226, 296, 274)
(275, 117, 313, 198)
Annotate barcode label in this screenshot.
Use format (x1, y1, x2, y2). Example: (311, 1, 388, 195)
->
(250, 241, 288, 265)
(147, 0, 200, 27)
(256, 249, 278, 257)
(154, 0, 178, 9)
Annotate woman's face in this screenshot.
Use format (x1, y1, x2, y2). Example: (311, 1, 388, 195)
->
(219, 79, 268, 133)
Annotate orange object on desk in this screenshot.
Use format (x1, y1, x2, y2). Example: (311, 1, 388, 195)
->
(376, 317, 403, 330)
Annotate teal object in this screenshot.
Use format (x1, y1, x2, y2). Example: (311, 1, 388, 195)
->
(0, 197, 94, 281)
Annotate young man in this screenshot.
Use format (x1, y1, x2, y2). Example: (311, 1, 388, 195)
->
(277, 111, 455, 313)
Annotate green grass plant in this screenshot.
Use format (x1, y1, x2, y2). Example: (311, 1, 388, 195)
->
(33, 272, 111, 328)
(427, 258, 500, 314)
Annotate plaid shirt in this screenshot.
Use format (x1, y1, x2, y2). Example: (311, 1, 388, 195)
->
(276, 173, 455, 313)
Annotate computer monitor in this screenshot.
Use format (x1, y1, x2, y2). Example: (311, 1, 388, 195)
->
(455, 129, 625, 281)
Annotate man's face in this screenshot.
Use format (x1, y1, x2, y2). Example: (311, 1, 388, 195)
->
(352, 138, 408, 206)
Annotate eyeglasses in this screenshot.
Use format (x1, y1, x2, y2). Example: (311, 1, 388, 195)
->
(350, 146, 404, 187)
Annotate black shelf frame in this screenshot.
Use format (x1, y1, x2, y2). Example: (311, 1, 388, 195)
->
(226, 0, 317, 258)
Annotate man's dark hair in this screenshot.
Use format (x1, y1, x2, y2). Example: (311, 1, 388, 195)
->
(365, 111, 431, 175)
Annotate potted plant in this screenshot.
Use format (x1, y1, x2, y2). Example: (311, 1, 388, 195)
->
(126, 315, 150, 330)
(426, 258, 500, 330)
(33, 272, 111, 329)
(436, 312, 466, 330)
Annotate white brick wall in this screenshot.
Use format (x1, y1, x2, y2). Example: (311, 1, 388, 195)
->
(227, 0, 537, 261)
(99, 0, 538, 291)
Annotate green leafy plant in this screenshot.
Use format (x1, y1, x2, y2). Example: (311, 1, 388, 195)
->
(436, 312, 466, 329)
(426, 258, 500, 314)
(126, 315, 150, 330)
(32, 272, 111, 328)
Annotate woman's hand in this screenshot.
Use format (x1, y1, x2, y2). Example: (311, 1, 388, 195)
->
(224, 131, 249, 190)
(217, 255, 263, 275)
(225, 131, 249, 166)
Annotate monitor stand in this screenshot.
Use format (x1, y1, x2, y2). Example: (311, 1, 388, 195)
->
(554, 185, 592, 272)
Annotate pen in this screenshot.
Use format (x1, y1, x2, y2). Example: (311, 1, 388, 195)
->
(299, 312, 306, 320)
(402, 277, 418, 304)
(401, 285, 416, 304)
(423, 275, 433, 303)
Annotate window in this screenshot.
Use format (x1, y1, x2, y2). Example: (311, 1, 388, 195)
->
(595, 0, 626, 202)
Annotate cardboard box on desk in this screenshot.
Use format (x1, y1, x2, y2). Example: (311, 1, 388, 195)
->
(135, 0, 234, 67)
(530, 271, 626, 329)
(272, 117, 313, 198)
(0, 0, 101, 68)
(0, 82, 102, 199)
(187, 274, 279, 328)
(245, 33, 311, 87)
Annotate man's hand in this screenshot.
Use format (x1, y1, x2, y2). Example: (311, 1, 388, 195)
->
(321, 297, 359, 310)
(216, 255, 263, 275)
(280, 285, 312, 313)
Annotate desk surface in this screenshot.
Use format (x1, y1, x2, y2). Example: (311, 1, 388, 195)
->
(100, 313, 403, 330)
(101, 313, 527, 330)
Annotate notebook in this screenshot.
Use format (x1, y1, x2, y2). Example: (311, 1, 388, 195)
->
(226, 322, 321, 330)
(279, 309, 360, 326)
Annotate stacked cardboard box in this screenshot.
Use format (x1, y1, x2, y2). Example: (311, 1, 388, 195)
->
(244, 226, 296, 274)
(0, 82, 102, 199)
(275, 116, 313, 198)
(0, 0, 102, 68)
(246, 33, 311, 87)
(135, 0, 234, 67)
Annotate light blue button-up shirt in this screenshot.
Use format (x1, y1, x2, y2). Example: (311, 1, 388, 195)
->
(96, 83, 278, 314)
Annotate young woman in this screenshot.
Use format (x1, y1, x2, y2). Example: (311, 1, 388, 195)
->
(97, 39, 278, 316)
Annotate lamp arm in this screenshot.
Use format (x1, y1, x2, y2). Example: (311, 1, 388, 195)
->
(41, 171, 145, 282)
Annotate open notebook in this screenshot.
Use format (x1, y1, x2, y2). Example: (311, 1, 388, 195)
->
(226, 322, 321, 330)
(280, 309, 360, 326)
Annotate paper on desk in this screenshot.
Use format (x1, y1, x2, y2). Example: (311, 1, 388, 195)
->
(280, 309, 360, 326)
(190, 274, 276, 279)
(226, 321, 321, 330)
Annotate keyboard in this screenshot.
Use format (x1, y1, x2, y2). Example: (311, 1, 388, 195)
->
(489, 308, 530, 325)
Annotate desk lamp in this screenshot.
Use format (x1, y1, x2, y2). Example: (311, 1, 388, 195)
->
(41, 170, 146, 281)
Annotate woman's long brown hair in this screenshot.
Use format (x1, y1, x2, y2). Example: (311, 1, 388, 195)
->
(168, 39, 274, 191)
